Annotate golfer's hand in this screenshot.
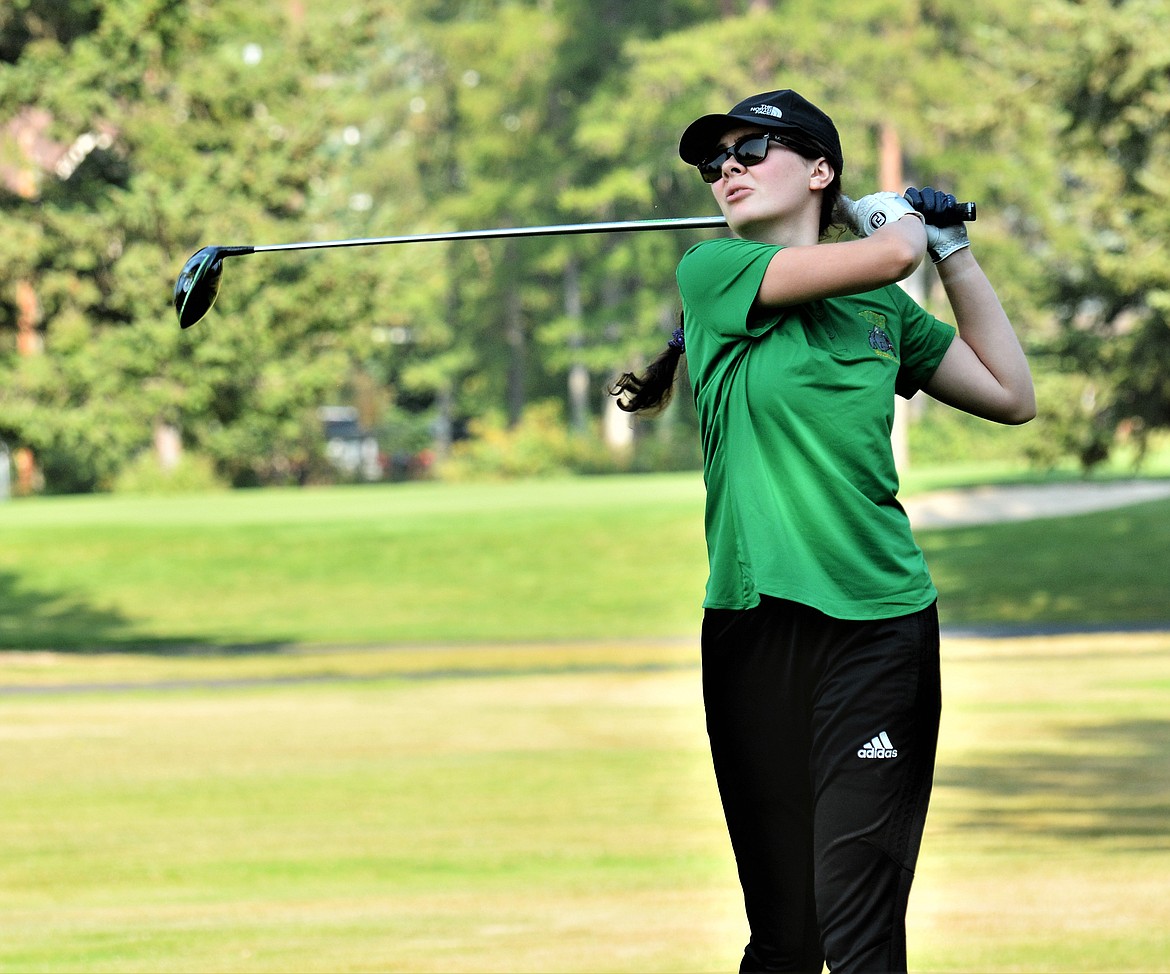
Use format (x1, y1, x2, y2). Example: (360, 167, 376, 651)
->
(840, 191, 924, 238)
(904, 186, 971, 263)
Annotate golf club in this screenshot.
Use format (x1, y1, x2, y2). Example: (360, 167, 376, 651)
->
(173, 196, 976, 329)
(834, 193, 976, 232)
(173, 216, 729, 329)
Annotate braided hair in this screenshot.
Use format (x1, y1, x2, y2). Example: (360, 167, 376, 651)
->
(609, 321, 686, 413)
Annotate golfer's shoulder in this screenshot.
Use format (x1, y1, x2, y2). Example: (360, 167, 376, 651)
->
(678, 236, 778, 284)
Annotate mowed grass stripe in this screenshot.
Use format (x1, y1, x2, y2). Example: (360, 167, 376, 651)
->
(1, 475, 709, 649)
(2, 635, 1169, 971)
(0, 660, 739, 973)
(918, 493, 1170, 627)
(5, 475, 1170, 650)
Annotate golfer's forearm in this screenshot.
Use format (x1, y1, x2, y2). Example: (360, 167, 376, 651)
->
(757, 218, 925, 307)
(938, 249, 1036, 418)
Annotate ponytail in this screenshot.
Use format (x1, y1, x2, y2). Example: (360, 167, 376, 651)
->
(608, 319, 686, 413)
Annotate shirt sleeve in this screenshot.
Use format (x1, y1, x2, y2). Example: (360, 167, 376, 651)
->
(676, 238, 781, 340)
(890, 286, 957, 399)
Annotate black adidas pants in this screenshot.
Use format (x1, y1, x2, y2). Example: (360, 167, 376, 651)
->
(701, 597, 941, 973)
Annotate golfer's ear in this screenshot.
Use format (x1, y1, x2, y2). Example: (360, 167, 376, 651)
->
(809, 158, 834, 191)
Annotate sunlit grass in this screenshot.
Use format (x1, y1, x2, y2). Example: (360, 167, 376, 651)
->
(4, 472, 1170, 652)
(912, 633, 1170, 971)
(0, 475, 709, 649)
(4, 469, 1170, 968)
(2, 634, 1169, 972)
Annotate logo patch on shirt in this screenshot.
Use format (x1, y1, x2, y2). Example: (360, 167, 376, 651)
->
(859, 311, 897, 361)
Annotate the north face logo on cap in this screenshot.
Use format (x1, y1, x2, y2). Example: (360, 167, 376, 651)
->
(750, 105, 783, 119)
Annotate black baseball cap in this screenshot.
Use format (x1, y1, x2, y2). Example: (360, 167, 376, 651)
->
(679, 89, 843, 174)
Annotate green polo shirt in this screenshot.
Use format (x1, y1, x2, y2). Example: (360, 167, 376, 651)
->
(677, 236, 956, 617)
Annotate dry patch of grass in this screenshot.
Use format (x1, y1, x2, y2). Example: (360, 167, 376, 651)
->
(2, 633, 1168, 971)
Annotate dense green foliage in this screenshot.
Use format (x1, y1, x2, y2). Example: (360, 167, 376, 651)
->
(1, 0, 1167, 490)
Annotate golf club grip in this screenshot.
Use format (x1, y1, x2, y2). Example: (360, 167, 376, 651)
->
(911, 198, 977, 227)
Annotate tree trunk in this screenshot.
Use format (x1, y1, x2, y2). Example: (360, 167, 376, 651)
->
(563, 255, 588, 433)
(505, 279, 526, 428)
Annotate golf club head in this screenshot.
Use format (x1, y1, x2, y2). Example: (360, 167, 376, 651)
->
(173, 245, 253, 329)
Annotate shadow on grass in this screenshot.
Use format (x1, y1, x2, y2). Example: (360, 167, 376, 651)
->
(920, 497, 1170, 629)
(0, 571, 290, 655)
(937, 718, 1170, 846)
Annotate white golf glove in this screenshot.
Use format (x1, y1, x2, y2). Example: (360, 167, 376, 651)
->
(921, 223, 969, 263)
(903, 186, 972, 263)
(839, 191, 924, 238)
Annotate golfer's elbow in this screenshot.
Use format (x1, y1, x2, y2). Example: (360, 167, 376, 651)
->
(1007, 396, 1038, 426)
(996, 385, 1038, 425)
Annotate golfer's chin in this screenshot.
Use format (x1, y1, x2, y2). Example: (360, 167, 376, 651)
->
(723, 207, 777, 241)
(717, 191, 774, 234)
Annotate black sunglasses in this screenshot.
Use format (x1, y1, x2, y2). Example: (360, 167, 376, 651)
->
(697, 133, 787, 184)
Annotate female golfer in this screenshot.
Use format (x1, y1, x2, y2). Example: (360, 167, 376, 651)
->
(611, 89, 1035, 972)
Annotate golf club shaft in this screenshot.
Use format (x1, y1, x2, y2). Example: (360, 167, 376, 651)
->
(247, 216, 730, 255)
(175, 198, 979, 329)
(210, 195, 975, 257)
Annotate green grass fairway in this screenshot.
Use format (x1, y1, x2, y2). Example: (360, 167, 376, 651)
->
(0, 476, 709, 650)
(1, 643, 735, 974)
(915, 633, 1170, 971)
(3, 473, 1170, 970)
(917, 496, 1170, 628)
(3, 473, 1170, 652)
(2, 635, 1169, 972)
